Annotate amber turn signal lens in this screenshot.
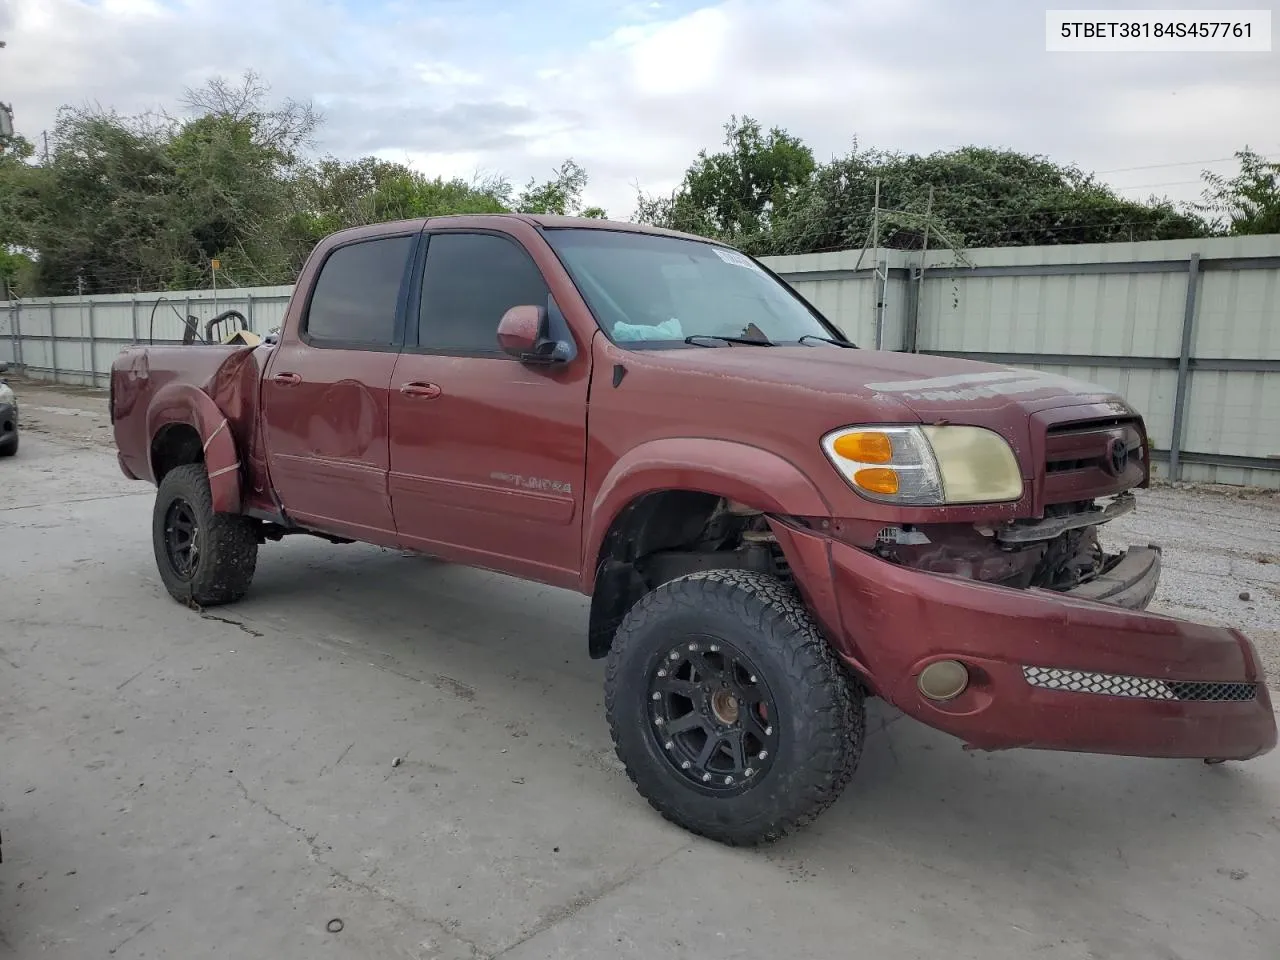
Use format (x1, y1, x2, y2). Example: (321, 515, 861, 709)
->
(853, 467, 899, 495)
(832, 431, 893, 464)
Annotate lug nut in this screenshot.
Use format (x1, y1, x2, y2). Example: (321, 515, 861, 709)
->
(652, 692, 661, 701)
(664, 741, 674, 750)
(749, 675, 757, 683)
(681, 761, 691, 770)
(709, 644, 720, 652)
(724, 776, 734, 785)
(657, 668, 667, 678)
(655, 717, 664, 726)
(764, 726, 773, 736)
(744, 768, 754, 777)
(758, 750, 768, 760)
(669, 652, 679, 661)
(702, 773, 711, 782)
(688, 643, 698, 651)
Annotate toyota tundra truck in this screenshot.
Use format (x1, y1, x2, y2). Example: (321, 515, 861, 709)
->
(109, 214, 1276, 846)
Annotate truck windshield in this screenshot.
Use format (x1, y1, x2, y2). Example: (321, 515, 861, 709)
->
(543, 228, 845, 348)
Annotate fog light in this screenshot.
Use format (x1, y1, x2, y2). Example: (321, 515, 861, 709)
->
(917, 660, 969, 701)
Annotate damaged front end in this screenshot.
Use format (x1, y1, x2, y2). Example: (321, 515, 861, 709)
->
(874, 492, 1158, 610)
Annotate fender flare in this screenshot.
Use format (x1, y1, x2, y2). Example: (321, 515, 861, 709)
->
(581, 437, 831, 593)
(146, 382, 243, 514)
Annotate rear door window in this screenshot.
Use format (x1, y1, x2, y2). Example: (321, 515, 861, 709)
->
(305, 235, 415, 347)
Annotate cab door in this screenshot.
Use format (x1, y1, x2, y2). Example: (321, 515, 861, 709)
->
(387, 230, 590, 587)
(260, 232, 417, 544)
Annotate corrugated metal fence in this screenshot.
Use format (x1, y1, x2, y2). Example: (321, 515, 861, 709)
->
(0, 286, 294, 388)
(768, 234, 1280, 489)
(2, 234, 1278, 487)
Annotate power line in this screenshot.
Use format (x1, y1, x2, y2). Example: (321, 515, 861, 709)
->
(1110, 179, 1204, 191)
(1095, 151, 1279, 175)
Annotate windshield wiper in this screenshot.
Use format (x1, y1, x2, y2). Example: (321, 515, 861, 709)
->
(798, 334, 856, 348)
(684, 334, 774, 347)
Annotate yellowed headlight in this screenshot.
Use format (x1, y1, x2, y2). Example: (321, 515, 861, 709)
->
(921, 425, 1023, 504)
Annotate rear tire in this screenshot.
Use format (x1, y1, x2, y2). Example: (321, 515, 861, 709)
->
(0, 433, 16, 458)
(605, 569, 864, 846)
(152, 463, 258, 607)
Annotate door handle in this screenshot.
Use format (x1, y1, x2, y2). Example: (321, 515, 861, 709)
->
(399, 382, 442, 399)
(271, 372, 302, 386)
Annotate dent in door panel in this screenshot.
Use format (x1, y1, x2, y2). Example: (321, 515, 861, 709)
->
(304, 378, 382, 462)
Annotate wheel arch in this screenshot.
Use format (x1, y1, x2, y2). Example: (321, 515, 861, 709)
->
(583, 439, 832, 659)
(146, 382, 242, 513)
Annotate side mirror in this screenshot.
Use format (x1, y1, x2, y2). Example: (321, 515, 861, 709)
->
(497, 305, 572, 364)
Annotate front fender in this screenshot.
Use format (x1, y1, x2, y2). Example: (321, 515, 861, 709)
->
(146, 382, 243, 513)
(582, 437, 831, 593)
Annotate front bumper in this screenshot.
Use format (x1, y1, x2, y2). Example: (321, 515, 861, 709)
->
(771, 522, 1276, 762)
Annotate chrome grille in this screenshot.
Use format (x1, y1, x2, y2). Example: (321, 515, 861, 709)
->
(1023, 666, 1257, 702)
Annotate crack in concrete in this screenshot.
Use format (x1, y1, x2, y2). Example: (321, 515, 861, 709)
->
(230, 776, 483, 957)
(318, 741, 355, 778)
(0, 491, 150, 512)
(200, 614, 265, 638)
(117, 655, 167, 691)
(487, 844, 689, 959)
(107, 918, 155, 955)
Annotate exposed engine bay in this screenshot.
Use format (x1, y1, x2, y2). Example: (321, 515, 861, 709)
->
(873, 493, 1138, 593)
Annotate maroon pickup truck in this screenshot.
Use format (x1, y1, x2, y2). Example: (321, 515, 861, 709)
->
(110, 214, 1276, 845)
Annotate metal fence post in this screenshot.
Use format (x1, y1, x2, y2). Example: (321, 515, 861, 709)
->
(902, 264, 921, 354)
(131, 295, 140, 344)
(246, 292, 254, 332)
(50, 302, 60, 383)
(6, 295, 17, 368)
(1169, 253, 1201, 483)
(87, 296, 97, 387)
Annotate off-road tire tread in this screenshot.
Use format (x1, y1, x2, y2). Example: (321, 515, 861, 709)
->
(153, 463, 258, 607)
(604, 568, 864, 846)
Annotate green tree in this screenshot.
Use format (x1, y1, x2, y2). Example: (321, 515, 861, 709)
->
(1195, 147, 1280, 235)
(0, 134, 41, 295)
(765, 144, 1210, 256)
(515, 158, 606, 218)
(636, 115, 815, 246)
(0, 72, 608, 296)
(637, 118, 1213, 255)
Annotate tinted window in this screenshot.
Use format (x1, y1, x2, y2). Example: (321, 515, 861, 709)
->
(419, 233, 550, 353)
(305, 236, 414, 345)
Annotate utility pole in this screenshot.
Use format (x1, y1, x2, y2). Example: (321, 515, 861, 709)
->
(854, 182, 973, 353)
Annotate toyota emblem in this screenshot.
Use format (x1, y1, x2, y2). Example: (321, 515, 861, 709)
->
(1106, 438, 1129, 476)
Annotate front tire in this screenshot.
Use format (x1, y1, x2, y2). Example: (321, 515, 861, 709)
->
(152, 463, 259, 607)
(605, 569, 864, 846)
(0, 433, 16, 458)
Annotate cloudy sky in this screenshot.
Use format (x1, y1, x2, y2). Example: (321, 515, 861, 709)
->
(2, 0, 1276, 218)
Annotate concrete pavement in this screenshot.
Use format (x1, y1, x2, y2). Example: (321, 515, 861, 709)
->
(1, 391, 1278, 959)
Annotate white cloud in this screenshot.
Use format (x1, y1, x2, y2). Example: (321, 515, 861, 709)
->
(2, 0, 1276, 220)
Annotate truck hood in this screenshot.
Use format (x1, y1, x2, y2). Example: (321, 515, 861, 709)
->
(642, 346, 1133, 421)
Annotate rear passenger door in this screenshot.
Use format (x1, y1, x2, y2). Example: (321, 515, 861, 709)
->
(387, 230, 591, 587)
(261, 232, 416, 545)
